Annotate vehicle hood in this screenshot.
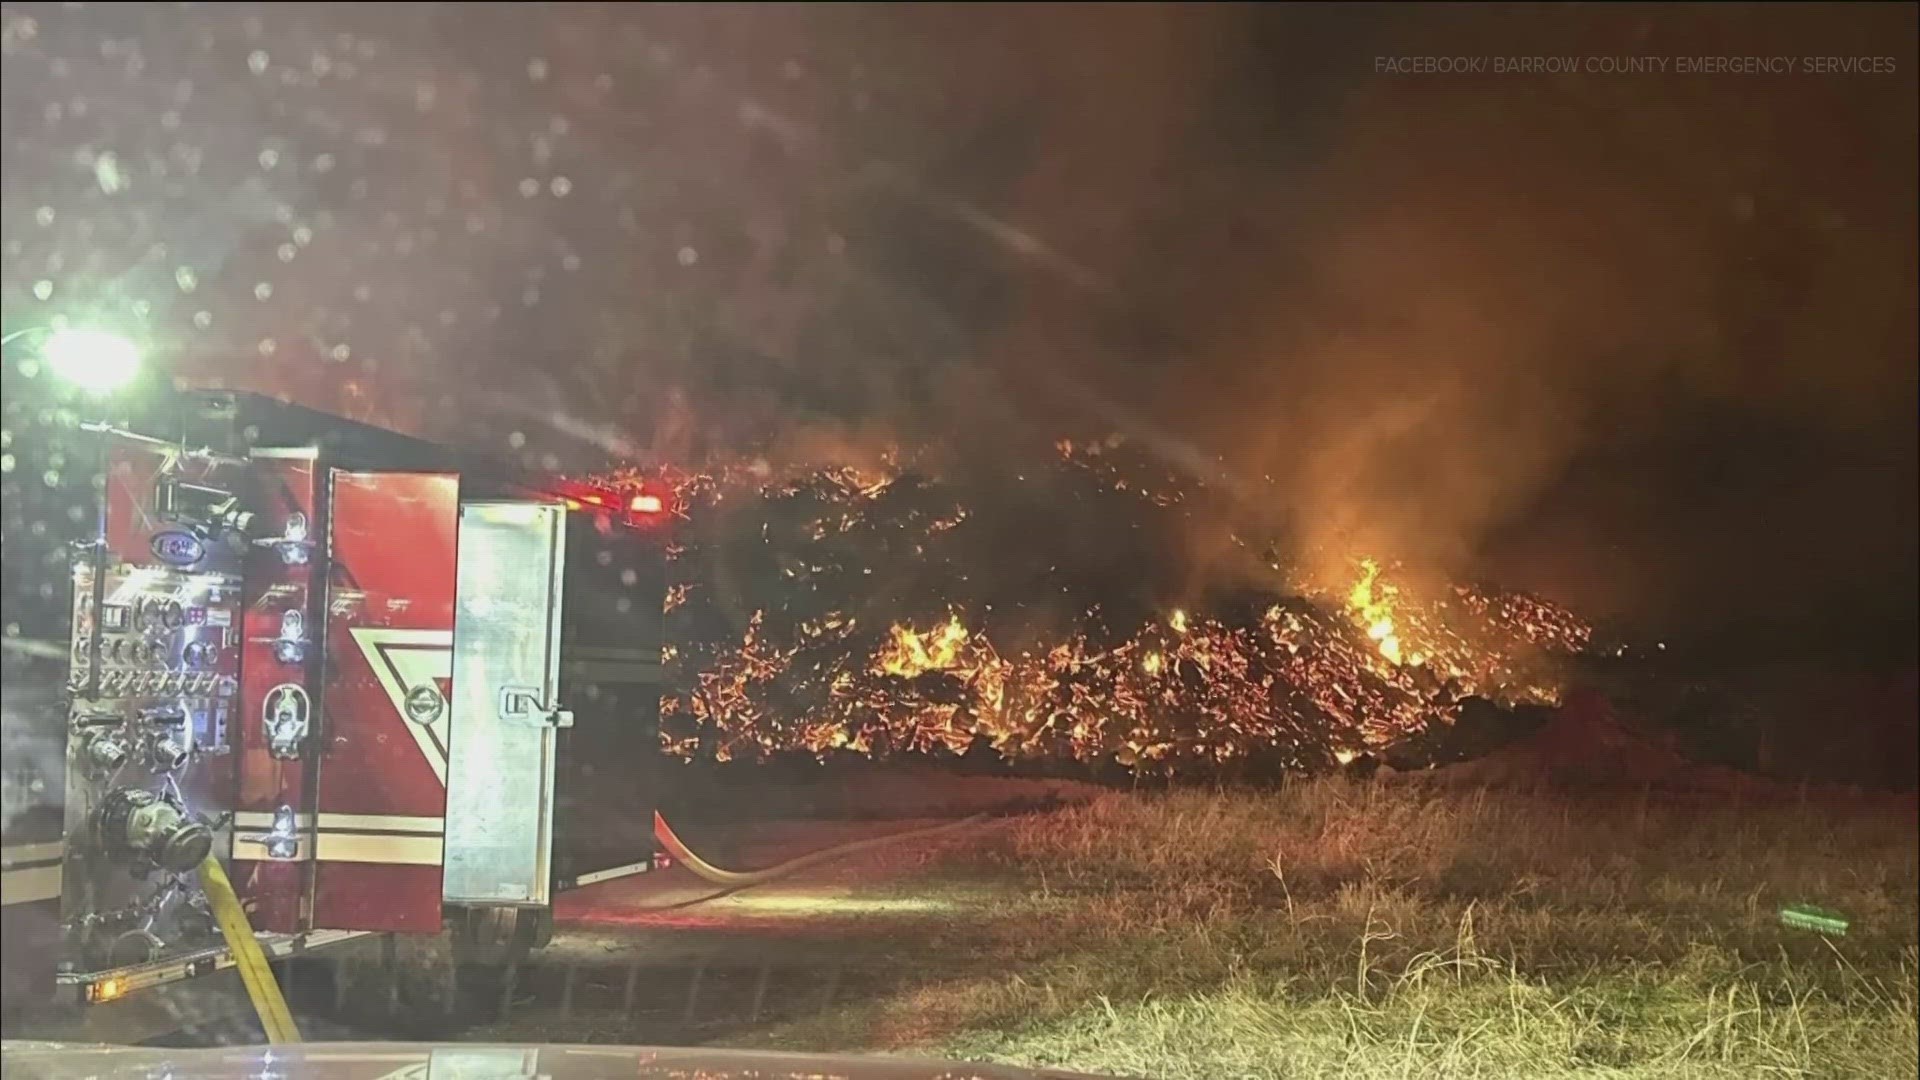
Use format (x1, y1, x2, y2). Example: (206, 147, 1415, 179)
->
(0, 1041, 1131, 1080)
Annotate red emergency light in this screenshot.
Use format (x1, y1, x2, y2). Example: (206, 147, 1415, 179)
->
(544, 478, 668, 531)
(537, 476, 672, 530)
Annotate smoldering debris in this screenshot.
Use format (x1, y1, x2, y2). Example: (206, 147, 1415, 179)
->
(603, 436, 1592, 775)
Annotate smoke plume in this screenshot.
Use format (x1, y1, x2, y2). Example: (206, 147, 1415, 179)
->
(4, 3, 1914, 653)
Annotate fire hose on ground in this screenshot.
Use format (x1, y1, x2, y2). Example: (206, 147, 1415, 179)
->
(192, 813, 983, 1045)
(196, 854, 303, 1045)
(651, 810, 989, 889)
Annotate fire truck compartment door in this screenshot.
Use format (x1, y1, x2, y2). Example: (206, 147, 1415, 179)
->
(443, 501, 566, 907)
(311, 469, 460, 934)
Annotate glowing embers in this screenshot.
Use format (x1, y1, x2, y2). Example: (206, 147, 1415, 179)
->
(874, 615, 972, 678)
(625, 451, 1591, 772)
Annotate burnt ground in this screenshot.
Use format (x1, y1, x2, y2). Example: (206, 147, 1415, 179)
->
(460, 822, 1020, 1045)
(454, 773, 1104, 1046)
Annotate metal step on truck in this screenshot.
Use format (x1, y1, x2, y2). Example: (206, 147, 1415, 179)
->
(1, 329, 669, 1041)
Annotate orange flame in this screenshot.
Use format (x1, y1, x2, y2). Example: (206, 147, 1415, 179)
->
(874, 615, 972, 677)
(1346, 558, 1404, 666)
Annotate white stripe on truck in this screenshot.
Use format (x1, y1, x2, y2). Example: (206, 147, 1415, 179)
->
(232, 812, 444, 834)
(313, 833, 443, 865)
(230, 814, 445, 865)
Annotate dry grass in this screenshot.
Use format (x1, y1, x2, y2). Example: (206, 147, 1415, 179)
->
(751, 778, 1919, 1078)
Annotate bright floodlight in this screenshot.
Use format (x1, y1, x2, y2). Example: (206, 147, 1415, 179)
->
(42, 329, 141, 393)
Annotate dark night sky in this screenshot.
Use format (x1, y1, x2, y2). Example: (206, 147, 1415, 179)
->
(3, 3, 1915, 659)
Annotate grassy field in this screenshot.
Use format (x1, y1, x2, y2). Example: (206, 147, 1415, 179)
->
(750, 777, 1919, 1079)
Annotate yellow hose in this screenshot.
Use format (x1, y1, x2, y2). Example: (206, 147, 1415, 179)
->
(652, 811, 987, 889)
(197, 855, 302, 1044)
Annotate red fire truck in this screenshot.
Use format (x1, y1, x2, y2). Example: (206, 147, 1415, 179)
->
(2, 346, 667, 1037)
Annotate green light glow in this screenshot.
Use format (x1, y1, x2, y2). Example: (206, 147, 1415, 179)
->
(1779, 903, 1849, 936)
(41, 328, 142, 393)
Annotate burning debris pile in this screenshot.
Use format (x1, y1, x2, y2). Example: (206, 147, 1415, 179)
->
(606, 438, 1591, 774)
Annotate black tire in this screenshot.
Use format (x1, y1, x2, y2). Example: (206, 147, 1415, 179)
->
(449, 906, 545, 968)
(393, 931, 461, 1024)
(331, 931, 460, 1036)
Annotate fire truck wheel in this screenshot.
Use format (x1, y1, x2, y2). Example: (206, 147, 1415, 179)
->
(392, 931, 461, 1025)
(332, 932, 460, 1034)
(450, 906, 544, 968)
